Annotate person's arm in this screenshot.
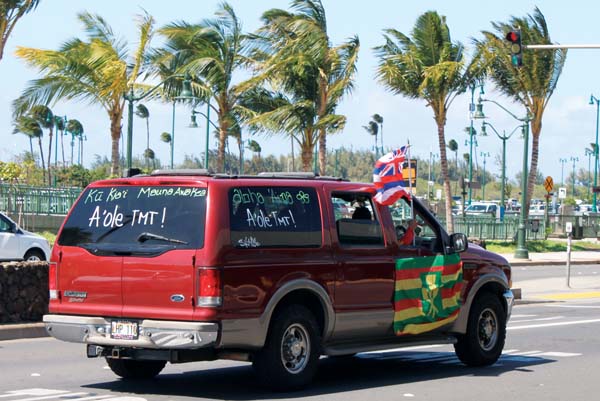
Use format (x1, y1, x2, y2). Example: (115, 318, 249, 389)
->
(399, 220, 418, 246)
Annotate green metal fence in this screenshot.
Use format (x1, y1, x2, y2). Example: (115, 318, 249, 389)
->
(0, 184, 82, 215)
(451, 216, 546, 241)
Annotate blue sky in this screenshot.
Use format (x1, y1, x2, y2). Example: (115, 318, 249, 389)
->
(1, 0, 599, 183)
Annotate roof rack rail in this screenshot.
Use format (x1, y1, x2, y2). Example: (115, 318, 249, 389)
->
(257, 172, 317, 179)
(150, 169, 213, 176)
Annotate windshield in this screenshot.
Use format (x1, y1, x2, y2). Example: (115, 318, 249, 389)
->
(58, 185, 207, 250)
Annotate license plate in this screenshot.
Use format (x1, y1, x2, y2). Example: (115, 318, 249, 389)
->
(110, 321, 138, 340)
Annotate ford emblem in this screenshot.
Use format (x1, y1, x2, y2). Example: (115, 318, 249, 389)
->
(170, 294, 185, 303)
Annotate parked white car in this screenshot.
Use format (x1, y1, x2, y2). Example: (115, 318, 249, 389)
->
(0, 212, 51, 261)
(464, 202, 498, 216)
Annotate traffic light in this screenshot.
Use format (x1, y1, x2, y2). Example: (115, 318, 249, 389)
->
(505, 30, 523, 67)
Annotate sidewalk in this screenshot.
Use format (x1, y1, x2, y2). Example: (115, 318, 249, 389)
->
(502, 251, 600, 303)
(2, 251, 600, 342)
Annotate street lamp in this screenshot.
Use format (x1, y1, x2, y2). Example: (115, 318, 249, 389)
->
(480, 121, 521, 220)
(589, 95, 600, 211)
(585, 147, 594, 200)
(570, 156, 579, 197)
(480, 151, 490, 200)
(467, 81, 485, 206)
(475, 96, 532, 259)
(123, 75, 192, 174)
(189, 103, 217, 170)
(559, 158, 568, 185)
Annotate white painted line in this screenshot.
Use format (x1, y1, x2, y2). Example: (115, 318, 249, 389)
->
(508, 318, 600, 330)
(362, 344, 445, 354)
(545, 304, 600, 309)
(510, 350, 543, 356)
(0, 390, 68, 398)
(538, 352, 582, 357)
(509, 316, 564, 324)
(510, 314, 537, 318)
(502, 349, 520, 354)
(16, 392, 88, 401)
(63, 396, 113, 401)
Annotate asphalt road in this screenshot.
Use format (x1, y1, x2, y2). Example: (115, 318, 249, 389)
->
(2, 269, 600, 400)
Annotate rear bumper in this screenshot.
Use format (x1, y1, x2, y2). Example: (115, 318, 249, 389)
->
(43, 314, 218, 349)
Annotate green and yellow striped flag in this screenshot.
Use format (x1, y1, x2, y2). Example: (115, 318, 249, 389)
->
(394, 254, 463, 336)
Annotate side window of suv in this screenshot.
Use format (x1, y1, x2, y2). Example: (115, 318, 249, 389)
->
(332, 193, 384, 247)
(390, 197, 442, 251)
(229, 186, 322, 248)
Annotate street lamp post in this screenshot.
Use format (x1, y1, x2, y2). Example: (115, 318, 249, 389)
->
(590, 95, 600, 212)
(559, 158, 568, 185)
(468, 81, 485, 206)
(189, 103, 217, 170)
(585, 147, 593, 200)
(480, 122, 521, 220)
(475, 97, 532, 259)
(480, 151, 490, 200)
(570, 156, 579, 197)
(123, 75, 192, 173)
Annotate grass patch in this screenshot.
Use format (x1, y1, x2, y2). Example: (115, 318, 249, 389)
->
(38, 231, 57, 246)
(485, 240, 600, 254)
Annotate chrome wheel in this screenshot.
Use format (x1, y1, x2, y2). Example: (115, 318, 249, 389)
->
(280, 323, 310, 374)
(478, 307, 498, 352)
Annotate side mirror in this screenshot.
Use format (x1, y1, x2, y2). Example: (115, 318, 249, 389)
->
(450, 233, 468, 253)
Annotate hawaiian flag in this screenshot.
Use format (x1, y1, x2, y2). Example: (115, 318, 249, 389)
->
(373, 146, 411, 205)
(394, 254, 463, 336)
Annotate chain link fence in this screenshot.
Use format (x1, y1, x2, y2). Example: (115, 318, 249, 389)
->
(0, 184, 82, 216)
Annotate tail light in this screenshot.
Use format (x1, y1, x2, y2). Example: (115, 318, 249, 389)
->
(49, 262, 58, 300)
(197, 267, 222, 307)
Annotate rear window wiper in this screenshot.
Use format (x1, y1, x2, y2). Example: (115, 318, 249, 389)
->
(137, 232, 188, 245)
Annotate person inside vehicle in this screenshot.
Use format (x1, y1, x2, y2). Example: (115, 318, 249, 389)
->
(352, 205, 372, 220)
(397, 219, 419, 246)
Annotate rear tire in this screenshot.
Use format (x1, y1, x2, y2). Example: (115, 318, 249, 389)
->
(454, 292, 506, 366)
(105, 358, 166, 379)
(253, 305, 321, 391)
(24, 249, 45, 262)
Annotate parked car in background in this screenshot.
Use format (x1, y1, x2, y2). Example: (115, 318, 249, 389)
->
(528, 204, 546, 217)
(0, 211, 51, 261)
(464, 202, 498, 217)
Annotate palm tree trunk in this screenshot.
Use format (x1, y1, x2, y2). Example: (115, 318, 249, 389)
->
(29, 137, 34, 158)
(110, 112, 121, 176)
(318, 128, 327, 175)
(38, 137, 46, 185)
(60, 130, 66, 166)
(237, 137, 243, 174)
(527, 131, 541, 219)
(301, 144, 312, 172)
(47, 127, 53, 185)
(436, 119, 454, 234)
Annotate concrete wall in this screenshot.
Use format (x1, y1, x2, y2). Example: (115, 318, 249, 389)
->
(0, 262, 48, 323)
(6, 213, 65, 234)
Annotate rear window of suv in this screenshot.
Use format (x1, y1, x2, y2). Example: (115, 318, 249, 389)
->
(229, 186, 322, 248)
(58, 185, 207, 252)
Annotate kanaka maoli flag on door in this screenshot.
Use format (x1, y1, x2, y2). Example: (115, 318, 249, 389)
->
(373, 146, 411, 205)
(394, 254, 463, 336)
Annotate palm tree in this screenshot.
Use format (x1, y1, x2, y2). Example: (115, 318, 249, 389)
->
(66, 119, 83, 166)
(363, 120, 378, 155)
(372, 113, 384, 153)
(30, 105, 54, 184)
(160, 132, 171, 167)
(135, 104, 151, 168)
(13, 115, 44, 178)
(475, 7, 567, 213)
(54, 115, 66, 166)
(375, 11, 482, 233)
(247, 139, 261, 159)
(448, 139, 458, 170)
(0, 0, 40, 62)
(158, 2, 252, 173)
(254, 0, 359, 175)
(14, 11, 157, 176)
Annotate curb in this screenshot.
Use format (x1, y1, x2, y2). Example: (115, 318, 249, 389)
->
(508, 259, 600, 267)
(0, 323, 48, 341)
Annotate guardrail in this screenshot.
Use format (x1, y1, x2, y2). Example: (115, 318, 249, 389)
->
(0, 184, 82, 216)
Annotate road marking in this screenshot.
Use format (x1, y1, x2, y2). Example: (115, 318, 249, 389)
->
(535, 291, 600, 300)
(0, 390, 146, 401)
(539, 351, 582, 357)
(509, 316, 563, 324)
(545, 304, 600, 309)
(510, 314, 537, 318)
(508, 318, 600, 330)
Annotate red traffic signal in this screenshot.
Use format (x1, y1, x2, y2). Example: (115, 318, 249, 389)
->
(505, 30, 522, 67)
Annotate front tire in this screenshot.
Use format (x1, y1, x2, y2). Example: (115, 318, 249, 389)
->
(454, 292, 506, 366)
(24, 249, 45, 262)
(253, 305, 321, 391)
(105, 358, 166, 379)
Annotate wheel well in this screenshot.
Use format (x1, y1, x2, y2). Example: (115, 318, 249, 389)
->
(271, 289, 326, 336)
(24, 247, 46, 259)
(475, 282, 507, 312)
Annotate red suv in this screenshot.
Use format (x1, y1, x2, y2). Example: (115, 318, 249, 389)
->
(44, 170, 513, 390)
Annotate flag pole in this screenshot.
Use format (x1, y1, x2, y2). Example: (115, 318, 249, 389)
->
(407, 140, 415, 246)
